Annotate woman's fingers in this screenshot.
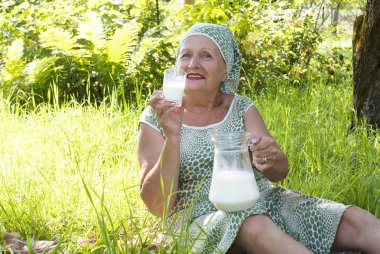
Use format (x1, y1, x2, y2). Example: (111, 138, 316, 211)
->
(250, 136, 278, 169)
(155, 100, 177, 117)
(250, 136, 274, 151)
(149, 90, 165, 106)
(149, 91, 173, 116)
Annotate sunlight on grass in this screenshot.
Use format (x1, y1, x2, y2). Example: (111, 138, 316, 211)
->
(255, 82, 380, 215)
(0, 101, 160, 252)
(1, 79, 379, 252)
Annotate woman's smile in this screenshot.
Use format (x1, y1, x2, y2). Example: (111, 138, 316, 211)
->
(187, 73, 205, 80)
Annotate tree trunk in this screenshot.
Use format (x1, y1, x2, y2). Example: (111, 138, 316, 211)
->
(331, 8, 339, 36)
(183, 0, 195, 4)
(352, 0, 380, 128)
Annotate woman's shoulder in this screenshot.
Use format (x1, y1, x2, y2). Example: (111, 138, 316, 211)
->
(232, 94, 254, 110)
(234, 94, 253, 102)
(139, 105, 154, 121)
(222, 93, 253, 105)
(139, 106, 163, 134)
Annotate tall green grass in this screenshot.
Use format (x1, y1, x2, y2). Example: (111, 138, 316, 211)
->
(0, 79, 379, 253)
(0, 98, 159, 252)
(255, 82, 380, 215)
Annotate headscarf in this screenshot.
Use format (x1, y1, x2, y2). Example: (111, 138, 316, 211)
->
(177, 23, 242, 94)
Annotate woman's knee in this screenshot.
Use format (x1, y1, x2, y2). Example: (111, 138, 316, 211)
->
(234, 214, 312, 254)
(238, 214, 274, 239)
(333, 206, 380, 251)
(338, 207, 376, 234)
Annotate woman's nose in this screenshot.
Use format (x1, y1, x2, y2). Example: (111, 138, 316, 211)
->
(188, 57, 199, 69)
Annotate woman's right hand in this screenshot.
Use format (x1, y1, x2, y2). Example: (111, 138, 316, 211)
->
(138, 90, 184, 216)
(149, 90, 185, 138)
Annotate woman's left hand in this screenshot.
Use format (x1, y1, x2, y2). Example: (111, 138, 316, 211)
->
(249, 135, 281, 173)
(244, 105, 288, 181)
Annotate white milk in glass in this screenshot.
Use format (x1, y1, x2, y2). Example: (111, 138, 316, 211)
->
(162, 68, 186, 105)
(162, 80, 185, 103)
(209, 170, 260, 212)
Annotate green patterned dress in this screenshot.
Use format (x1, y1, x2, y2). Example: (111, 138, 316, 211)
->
(139, 95, 348, 254)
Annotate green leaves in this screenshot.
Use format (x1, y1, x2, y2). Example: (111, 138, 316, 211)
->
(0, 1, 148, 104)
(1, 39, 25, 83)
(233, 1, 322, 87)
(106, 23, 140, 65)
(39, 28, 78, 55)
(0, 0, 354, 106)
(78, 11, 106, 52)
(25, 57, 59, 88)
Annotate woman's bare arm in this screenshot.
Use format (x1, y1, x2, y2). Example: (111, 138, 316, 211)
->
(244, 105, 288, 182)
(137, 123, 181, 217)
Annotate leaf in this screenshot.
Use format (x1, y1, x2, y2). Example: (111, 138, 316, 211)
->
(106, 23, 140, 65)
(130, 37, 162, 71)
(77, 11, 106, 51)
(0, 39, 24, 83)
(39, 27, 78, 55)
(4, 39, 24, 62)
(24, 57, 59, 87)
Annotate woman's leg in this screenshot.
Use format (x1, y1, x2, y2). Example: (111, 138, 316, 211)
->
(227, 215, 312, 254)
(331, 206, 380, 254)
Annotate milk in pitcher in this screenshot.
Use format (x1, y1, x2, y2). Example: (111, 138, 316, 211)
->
(209, 130, 261, 212)
(209, 170, 260, 211)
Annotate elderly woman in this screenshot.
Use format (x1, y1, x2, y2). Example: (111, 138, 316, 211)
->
(137, 23, 380, 254)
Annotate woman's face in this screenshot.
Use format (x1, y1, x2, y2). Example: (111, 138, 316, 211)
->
(177, 35, 227, 93)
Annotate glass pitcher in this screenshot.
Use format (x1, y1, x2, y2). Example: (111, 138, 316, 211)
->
(209, 130, 260, 212)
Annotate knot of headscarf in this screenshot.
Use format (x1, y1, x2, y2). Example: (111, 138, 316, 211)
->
(177, 23, 242, 94)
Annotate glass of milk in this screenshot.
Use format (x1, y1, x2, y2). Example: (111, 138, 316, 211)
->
(162, 68, 187, 105)
(209, 130, 260, 212)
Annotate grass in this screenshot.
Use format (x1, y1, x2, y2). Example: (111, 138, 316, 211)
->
(0, 78, 379, 253)
(256, 83, 380, 216)
(1, 19, 380, 252)
(0, 99, 159, 252)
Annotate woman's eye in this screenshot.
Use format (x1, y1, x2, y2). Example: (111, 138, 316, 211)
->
(201, 53, 212, 59)
(180, 53, 191, 59)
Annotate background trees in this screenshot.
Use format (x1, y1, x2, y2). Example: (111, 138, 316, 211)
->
(353, 0, 380, 128)
(0, 0, 365, 107)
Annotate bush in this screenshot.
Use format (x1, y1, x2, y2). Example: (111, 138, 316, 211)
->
(0, 0, 170, 105)
(0, 0, 352, 106)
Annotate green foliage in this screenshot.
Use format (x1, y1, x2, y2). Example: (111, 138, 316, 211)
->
(1, 39, 25, 88)
(0, 0, 169, 105)
(170, 0, 348, 90)
(0, 0, 355, 105)
(234, 1, 323, 87)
